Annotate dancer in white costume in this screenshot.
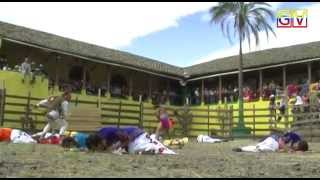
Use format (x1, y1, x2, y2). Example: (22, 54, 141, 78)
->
(32, 91, 71, 138)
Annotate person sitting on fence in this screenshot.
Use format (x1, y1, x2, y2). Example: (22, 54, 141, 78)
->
(154, 105, 175, 140)
(32, 91, 71, 139)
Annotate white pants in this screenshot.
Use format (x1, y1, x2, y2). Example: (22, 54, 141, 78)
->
(197, 134, 222, 143)
(34, 114, 68, 137)
(128, 133, 176, 155)
(241, 137, 279, 152)
(10, 129, 37, 144)
(42, 118, 68, 136)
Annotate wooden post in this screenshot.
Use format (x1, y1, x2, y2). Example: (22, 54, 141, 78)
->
(22, 91, 31, 130)
(106, 66, 111, 98)
(139, 102, 144, 128)
(0, 88, 6, 126)
(217, 105, 221, 136)
(148, 76, 152, 103)
(229, 105, 233, 138)
(82, 65, 87, 95)
(128, 73, 133, 100)
(219, 76, 222, 104)
(253, 104, 256, 140)
(75, 96, 78, 107)
(117, 101, 122, 128)
(222, 107, 226, 138)
(166, 79, 170, 105)
(285, 105, 289, 129)
(97, 88, 101, 108)
(308, 62, 312, 83)
(201, 79, 204, 106)
(207, 105, 210, 135)
(259, 70, 263, 100)
(283, 66, 287, 99)
(54, 56, 60, 92)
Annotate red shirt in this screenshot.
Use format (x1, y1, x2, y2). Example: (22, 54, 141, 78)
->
(0, 128, 12, 141)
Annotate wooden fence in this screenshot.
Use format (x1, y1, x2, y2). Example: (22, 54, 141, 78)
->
(0, 90, 300, 138)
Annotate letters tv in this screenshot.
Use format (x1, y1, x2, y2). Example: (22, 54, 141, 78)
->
(277, 9, 307, 28)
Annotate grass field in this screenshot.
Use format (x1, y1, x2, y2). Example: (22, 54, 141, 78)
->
(0, 139, 319, 178)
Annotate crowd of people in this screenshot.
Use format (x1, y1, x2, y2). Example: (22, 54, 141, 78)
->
(1, 56, 47, 84)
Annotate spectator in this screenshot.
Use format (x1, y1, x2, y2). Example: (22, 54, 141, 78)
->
(0, 56, 6, 70)
(277, 95, 286, 122)
(300, 79, 310, 97)
(209, 88, 214, 104)
(204, 88, 209, 104)
(21, 56, 32, 83)
(269, 94, 276, 122)
(169, 90, 176, 105)
(194, 88, 200, 105)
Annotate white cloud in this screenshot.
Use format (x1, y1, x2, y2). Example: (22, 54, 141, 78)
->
(0, 2, 216, 49)
(192, 3, 318, 66)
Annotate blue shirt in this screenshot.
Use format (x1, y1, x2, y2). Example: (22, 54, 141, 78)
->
(73, 133, 89, 149)
(97, 127, 123, 145)
(283, 132, 301, 146)
(121, 127, 144, 141)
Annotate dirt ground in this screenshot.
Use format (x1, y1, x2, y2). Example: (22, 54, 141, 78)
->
(0, 139, 320, 178)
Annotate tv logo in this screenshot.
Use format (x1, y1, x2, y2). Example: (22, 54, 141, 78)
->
(277, 9, 307, 28)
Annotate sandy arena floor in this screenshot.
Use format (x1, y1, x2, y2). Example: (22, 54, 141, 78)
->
(0, 139, 320, 178)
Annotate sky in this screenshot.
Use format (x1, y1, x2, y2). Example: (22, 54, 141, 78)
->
(0, 2, 318, 67)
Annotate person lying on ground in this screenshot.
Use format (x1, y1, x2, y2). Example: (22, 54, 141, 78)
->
(85, 127, 130, 153)
(85, 126, 176, 155)
(232, 134, 308, 153)
(123, 127, 176, 155)
(0, 127, 36, 144)
(260, 129, 303, 151)
(61, 132, 89, 151)
(197, 134, 230, 143)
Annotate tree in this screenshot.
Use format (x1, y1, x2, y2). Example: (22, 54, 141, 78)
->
(209, 2, 276, 131)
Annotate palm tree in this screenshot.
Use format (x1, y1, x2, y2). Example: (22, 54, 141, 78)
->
(209, 2, 276, 131)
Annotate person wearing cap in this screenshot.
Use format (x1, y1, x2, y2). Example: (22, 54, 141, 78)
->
(32, 91, 71, 139)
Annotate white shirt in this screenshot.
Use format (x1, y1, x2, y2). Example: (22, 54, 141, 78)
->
(21, 62, 31, 73)
(295, 96, 303, 106)
(61, 100, 69, 118)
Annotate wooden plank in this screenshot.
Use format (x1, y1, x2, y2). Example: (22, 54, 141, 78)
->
(68, 119, 101, 123)
(292, 119, 320, 126)
(6, 94, 43, 101)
